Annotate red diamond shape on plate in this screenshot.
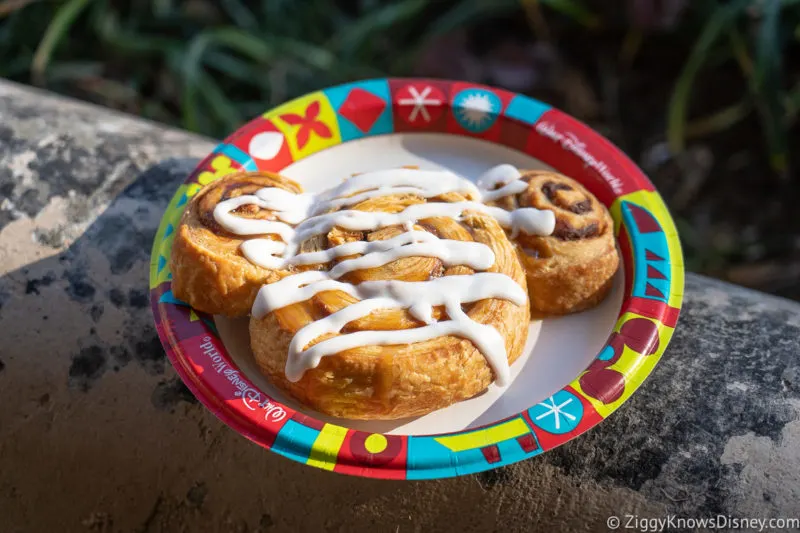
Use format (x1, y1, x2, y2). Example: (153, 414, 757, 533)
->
(338, 88, 386, 133)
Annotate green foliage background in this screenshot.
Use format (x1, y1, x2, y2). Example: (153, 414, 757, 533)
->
(2, 0, 796, 162)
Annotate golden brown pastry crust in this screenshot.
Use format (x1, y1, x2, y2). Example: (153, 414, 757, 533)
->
(170, 171, 302, 316)
(488, 170, 620, 318)
(249, 192, 530, 420)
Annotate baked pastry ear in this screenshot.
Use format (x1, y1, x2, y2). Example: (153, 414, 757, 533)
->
(488, 170, 620, 318)
(170, 171, 303, 316)
(248, 190, 530, 420)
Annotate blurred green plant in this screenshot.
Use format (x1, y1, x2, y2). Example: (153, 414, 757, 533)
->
(666, 0, 800, 178)
(0, 0, 597, 135)
(2, 0, 433, 134)
(0, 0, 797, 179)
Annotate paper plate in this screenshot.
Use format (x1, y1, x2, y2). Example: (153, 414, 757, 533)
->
(149, 78, 684, 479)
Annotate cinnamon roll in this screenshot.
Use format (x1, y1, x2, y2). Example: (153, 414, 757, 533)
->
(243, 168, 542, 419)
(481, 167, 620, 317)
(170, 171, 305, 316)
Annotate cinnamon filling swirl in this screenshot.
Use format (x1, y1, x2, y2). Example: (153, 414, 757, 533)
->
(196, 174, 301, 236)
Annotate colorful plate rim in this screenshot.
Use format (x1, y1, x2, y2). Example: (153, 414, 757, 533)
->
(148, 77, 685, 480)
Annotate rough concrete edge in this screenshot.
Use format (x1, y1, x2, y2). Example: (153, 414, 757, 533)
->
(0, 78, 216, 146)
(687, 274, 800, 311)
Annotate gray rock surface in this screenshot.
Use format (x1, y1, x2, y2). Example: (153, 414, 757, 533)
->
(1, 79, 799, 532)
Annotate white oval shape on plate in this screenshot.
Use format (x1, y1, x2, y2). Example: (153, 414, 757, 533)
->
(248, 131, 285, 160)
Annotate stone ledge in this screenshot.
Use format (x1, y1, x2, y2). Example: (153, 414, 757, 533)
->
(1, 79, 799, 532)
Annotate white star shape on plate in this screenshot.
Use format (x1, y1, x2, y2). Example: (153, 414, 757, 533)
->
(534, 395, 577, 431)
(398, 86, 442, 122)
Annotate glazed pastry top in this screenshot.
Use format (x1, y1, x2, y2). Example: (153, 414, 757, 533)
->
(195, 172, 304, 238)
(211, 165, 556, 385)
(486, 169, 615, 259)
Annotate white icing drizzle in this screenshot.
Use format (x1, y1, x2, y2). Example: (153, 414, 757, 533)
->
(475, 164, 532, 203)
(311, 168, 481, 213)
(299, 230, 495, 277)
(213, 195, 297, 239)
(481, 180, 529, 202)
(239, 239, 288, 269)
(241, 230, 495, 273)
(253, 187, 315, 223)
(254, 273, 526, 385)
(290, 200, 554, 254)
(212, 164, 555, 386)
(214, 165, 546, 240)
(476, 164, 521, 188)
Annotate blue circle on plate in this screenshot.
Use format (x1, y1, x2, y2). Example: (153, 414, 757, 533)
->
(529, 390, 584, 434)
(452, 89, 501, 133)
(597, 345, 616, 361)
